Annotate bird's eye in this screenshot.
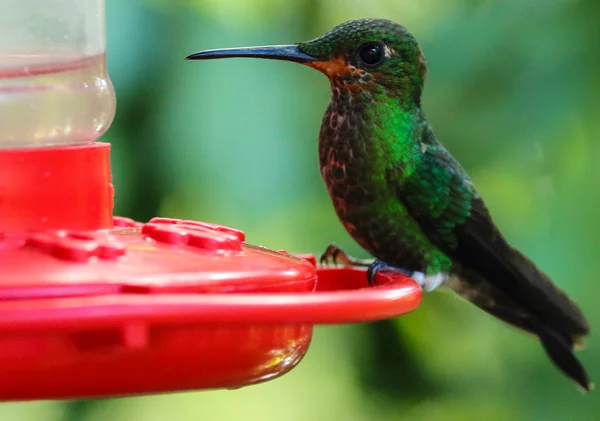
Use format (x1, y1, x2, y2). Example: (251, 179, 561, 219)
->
(357, 42, 384, 66)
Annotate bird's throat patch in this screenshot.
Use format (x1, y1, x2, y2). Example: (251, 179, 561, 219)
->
(310, 57, 351, 77)
(310, 57, 376, 90)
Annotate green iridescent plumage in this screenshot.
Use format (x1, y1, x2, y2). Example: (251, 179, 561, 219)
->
(187, 18, 591, 392)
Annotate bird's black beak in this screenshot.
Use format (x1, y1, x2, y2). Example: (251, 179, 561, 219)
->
(186, 44, 317, 64)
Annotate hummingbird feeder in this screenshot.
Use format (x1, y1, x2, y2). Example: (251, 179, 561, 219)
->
(0, 0, 422, 402)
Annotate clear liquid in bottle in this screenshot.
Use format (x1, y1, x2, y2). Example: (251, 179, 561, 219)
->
(0, 53, 116, 148)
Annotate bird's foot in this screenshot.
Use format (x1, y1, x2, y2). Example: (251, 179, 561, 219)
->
(366, 260, 411, 286)
(319, 244, 373, 267)
(365, 262, 447, 291)
(411, 271, 447, 292)
(320, 245, 444, 290)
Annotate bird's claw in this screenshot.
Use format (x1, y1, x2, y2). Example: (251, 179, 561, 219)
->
(319, 243, 345, 265)
(319, 244, 372, 267)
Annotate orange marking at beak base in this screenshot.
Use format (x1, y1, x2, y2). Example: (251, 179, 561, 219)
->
(309, 57, 356, 77)
(308, 56, 378, 91)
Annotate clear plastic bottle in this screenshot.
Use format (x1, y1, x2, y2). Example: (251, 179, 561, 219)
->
(0, 0, 116, 148)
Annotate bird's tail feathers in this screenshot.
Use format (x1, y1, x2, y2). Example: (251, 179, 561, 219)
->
(452, 272, 592, 393)
(530, 317, 593, 393)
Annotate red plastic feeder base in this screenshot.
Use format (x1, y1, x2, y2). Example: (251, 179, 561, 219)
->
(0, 143, 422, 401)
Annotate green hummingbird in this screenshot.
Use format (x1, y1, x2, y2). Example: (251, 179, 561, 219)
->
(187, 18, 591, 391)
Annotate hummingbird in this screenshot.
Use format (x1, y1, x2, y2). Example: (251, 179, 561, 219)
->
(187, 18, 591, 391)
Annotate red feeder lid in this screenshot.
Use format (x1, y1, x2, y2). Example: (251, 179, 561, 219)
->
(0, 143, 422, 401)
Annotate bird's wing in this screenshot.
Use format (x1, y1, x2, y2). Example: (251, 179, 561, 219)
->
(390, 126, 589, 338)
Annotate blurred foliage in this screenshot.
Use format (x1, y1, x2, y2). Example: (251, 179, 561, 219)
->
(2, 0, 600, 420)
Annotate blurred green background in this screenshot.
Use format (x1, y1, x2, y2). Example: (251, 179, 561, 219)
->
(3, 0, 600, 419)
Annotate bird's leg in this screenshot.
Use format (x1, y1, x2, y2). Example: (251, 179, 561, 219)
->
(366, 260, 412, 286)
(320, 244, 414, 287)
(320, 244, 443, 290)
(319, 244, 373, 267)
(365, 260, 446, 291)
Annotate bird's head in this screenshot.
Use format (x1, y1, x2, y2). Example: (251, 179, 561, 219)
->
(187, 18, 428, 105)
